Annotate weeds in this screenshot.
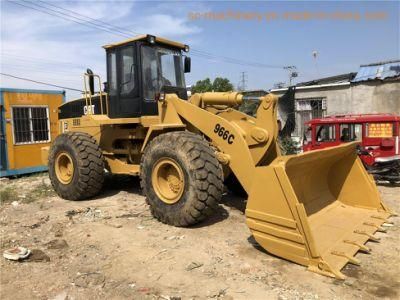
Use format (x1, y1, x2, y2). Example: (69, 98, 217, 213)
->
(0, 187, 19, 205)
(0, 179, 55, 205)
(24, 180, 56, 203)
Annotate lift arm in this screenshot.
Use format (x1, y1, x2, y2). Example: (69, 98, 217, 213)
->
(159, 92, 280, 193)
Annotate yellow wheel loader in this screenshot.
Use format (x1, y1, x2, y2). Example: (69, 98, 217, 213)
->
(43, 34, 395, 279)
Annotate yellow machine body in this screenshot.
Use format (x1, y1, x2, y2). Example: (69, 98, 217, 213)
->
(45, 91, 394, 279)
(43, 35, 394, 279)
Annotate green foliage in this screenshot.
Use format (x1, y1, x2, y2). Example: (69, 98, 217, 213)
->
(191, 78, 213, 93)
(279, 136, 299, 155)
(191, 77, 234, 94)
(238, 91, 267, 117)
(239, 100, 259, 117)
(212, 77, 234, 92)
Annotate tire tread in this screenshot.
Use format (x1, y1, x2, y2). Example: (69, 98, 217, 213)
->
(49, 132, 104, 200)
(140, 131, 223, 226)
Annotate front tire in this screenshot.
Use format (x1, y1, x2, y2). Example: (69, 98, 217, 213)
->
(48, 132, 105, 200)
(140, 131, 224, 226)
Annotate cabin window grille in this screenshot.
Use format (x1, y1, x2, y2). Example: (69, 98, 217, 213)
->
(12, 106, 50, 144)
(295, 97, 327, 137)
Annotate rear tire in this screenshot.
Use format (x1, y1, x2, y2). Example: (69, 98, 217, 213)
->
(140, 131, 223, 226)
(48, 132, 105, 200)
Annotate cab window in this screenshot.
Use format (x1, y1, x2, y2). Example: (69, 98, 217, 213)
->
(316, 124, 336, 142)
(119, 46, 136, 96)
(340, 124, 362, 142)
(141, 46, 185, 101)
(303, 126, 312, 143)
(366, 123, 393, 138)
(107, 52, 117, 96)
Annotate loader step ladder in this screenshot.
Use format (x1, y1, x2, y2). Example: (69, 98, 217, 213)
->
(83, 72, 109, 115)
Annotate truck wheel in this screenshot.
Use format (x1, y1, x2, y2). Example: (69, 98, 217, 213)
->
(140, 131, 223, 226)
(48, 132, 105, 200)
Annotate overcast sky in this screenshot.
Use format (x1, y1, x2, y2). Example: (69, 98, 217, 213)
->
(1, 0, 399, 100)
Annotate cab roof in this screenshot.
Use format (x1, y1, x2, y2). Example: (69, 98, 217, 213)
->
(103, 34, 187, 50)
(305, 113, 400, 125)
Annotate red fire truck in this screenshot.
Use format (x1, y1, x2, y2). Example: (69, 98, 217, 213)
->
(303, 113, 400, 183)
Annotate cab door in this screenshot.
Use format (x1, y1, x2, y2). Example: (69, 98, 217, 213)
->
(107, 45, 140, 118)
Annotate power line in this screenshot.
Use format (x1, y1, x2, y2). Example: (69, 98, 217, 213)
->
(191, 50, 284, 69)
(37, 0, 284, 68)
(27, 0, 134, 38)
(9, 0, 128, 38)
(8, 0, 287, 70)
(2, 63, 87, 79)
(1, 52, 86, 69)
(37, 0, 141, 36)
(0, 72, 83, 92)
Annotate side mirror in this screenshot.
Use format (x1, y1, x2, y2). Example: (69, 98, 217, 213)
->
(86, 68, 95, 95)
(103, 82, 108, 93)
(184, 56, 191, 73)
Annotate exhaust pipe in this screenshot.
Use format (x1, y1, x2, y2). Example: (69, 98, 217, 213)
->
(86, 68, 95, 95)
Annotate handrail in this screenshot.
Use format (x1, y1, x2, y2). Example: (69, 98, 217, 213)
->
(83, 72, 108, 115)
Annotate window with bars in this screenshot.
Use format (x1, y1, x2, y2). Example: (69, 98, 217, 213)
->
(12, 106, 50, 144)
(294, 97, 327, 137)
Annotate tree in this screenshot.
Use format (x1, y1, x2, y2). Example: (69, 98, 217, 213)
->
(212, 77, 234, 92)
(191, 78, 213, 93)
(191, 77, 234, 94)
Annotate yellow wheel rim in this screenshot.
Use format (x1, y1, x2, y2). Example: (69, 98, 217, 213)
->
(152, 158, 185, 204)
(55, 152, 74, 184)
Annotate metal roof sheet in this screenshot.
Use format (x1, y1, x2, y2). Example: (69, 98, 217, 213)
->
(352, 60, 400, 82)
(296, 73, 356, 86)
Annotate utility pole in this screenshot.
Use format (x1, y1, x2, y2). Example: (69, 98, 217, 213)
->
(273, 82, 286, 89)
(312, 50, 320, 78)
(284, 66, 298, 86)
(238, 71, 248, 91)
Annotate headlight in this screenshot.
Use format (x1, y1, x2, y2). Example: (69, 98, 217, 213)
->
(184, 45, 190, 52)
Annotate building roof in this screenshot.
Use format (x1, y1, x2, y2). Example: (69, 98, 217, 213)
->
(305, 113, 400, 124)
(296, 73, 356, 87)
(352, 59, 400, 83)
(103, 34, 187, 50)
(0, 88, 65, 94)
(270, 60, 400, 93)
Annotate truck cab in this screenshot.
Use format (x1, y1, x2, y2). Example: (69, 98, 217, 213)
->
(303, 114, 400, 183)
(303, 114, 400, 165)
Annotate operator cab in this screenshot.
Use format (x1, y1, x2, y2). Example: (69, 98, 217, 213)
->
(103, 34, 190, 118)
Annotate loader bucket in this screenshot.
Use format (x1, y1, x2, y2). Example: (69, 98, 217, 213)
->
(245, 142, 394, 279)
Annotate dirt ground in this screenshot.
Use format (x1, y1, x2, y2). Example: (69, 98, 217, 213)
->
(0, 173, 399, 300)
